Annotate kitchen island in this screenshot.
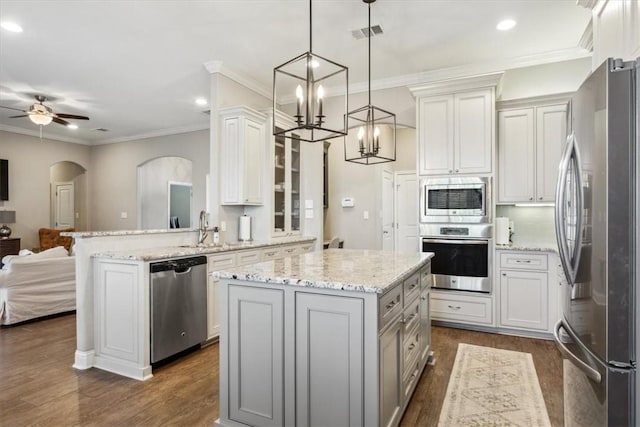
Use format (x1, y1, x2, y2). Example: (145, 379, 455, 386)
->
(214, 249, 434, 427)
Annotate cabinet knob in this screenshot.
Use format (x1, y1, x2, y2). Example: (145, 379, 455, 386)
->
(502, 273, 507, 276)
(448, 169, 453, 173)
(455, 169, 459, 173)
(529, 197, 533, 201)
(539, 197, 543, 200)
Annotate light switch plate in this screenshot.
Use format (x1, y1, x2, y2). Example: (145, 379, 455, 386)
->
(120, 212, 128, 219)
(220, 221, 227, 232)
(363, 211, 369, 220)
(305, 209, 314, 219)
(305, 199, 313, 209)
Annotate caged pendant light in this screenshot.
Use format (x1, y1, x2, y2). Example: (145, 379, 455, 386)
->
(344, 0, 396, 165)
(272, 0, 349, 143)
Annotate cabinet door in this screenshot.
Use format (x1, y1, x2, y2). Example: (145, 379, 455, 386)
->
(535, 104, 566, 202)
(243, 118, 264, 204)
(380, 319, 403, 427)
(221, 116, 242, 204)
(295, 293, 364, 427)
(499, 270, 548, 331)
(228, 285, 284, 427)
(498, 108, 535, 202)
(418, 95, 454, 175)
(454, 89, 493, 174)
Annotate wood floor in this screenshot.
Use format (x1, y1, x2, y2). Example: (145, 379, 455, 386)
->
(0, 314, 563, 426)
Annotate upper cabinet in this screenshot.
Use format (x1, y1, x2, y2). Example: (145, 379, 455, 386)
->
(411, 74, 501, 177)
(219, 106, 266, 205)
(498, 100, 568, 203)
(589, 0, 640, 69)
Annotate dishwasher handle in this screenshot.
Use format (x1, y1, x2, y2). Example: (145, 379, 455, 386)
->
(174, 267, 192, 275)
(150, 256, 207, 273)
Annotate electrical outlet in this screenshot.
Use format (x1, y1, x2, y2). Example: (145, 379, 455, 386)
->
(120, 212, 128, 219)
(220, 221, 227, 232)
(75, 212, 79, 219)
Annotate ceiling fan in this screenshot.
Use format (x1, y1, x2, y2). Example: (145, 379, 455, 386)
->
(0, 95, 89, 127)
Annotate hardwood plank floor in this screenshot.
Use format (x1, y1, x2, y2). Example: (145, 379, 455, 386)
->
(0, 314, 562, 426)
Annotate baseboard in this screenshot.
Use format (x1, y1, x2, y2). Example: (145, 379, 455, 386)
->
(432, 320, 554, 340)
(73, 349, 95, 370)
(94, 355, 152, 381)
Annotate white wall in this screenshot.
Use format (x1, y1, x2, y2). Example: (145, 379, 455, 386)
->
(0, 130, 91, 249)
(89, 129, 209, 231)
(496, 205, 556, 247)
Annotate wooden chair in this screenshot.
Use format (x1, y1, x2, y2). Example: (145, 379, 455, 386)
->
(38, 228, 75, 252)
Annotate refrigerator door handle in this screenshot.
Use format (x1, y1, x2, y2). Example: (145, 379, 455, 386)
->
(553, 319, 602, 383)
(555, 133, 574, 284)
(570, 137, 585, 281)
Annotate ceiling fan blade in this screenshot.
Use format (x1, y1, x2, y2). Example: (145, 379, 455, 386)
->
(0, 105, 27, 112)
(52, 117, 71, 126)
(55, 113, 89, 120)
(8, 114, 29, 118)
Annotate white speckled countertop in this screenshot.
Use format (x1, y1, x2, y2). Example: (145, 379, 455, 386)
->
(213, 249, 434, 294)
(495, 243, 558, 253)
(92, 236, 316, 261)
(61, 228, 196, 238)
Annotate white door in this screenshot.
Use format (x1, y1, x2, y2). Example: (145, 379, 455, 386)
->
(394, 172, 418, 252)
(382, 170, 394, 251)
(54, 182, 74, 229)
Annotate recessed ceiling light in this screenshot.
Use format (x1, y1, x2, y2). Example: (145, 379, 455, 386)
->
(67, 124, 78, 129)
(195, 97, 208, 106)
(1, 21, 23, 33)
(496, 19, 516, 31)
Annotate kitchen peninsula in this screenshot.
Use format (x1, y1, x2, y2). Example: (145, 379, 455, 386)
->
(214, 248, 434, 427)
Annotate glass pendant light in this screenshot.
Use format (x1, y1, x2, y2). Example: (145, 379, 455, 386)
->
(273, 0, 349, 143)
(344, 0, 396, 165)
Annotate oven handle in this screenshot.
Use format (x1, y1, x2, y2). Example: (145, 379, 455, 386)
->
(422, 238, 488, 245)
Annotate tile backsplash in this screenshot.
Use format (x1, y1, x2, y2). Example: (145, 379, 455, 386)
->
(496, 205, 556, 247)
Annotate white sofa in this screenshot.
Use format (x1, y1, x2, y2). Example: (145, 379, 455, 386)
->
(0, 246, 76, 325)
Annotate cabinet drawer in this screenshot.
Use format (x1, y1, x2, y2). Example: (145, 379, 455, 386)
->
(379, 284, 403, 330)
(499, 252, 548, 271)
(403, 327, 421, 378)
(431, 292, 493, 325)
(403, 357, 422, 403)
(281, 245, 299, 257)
(261, 247, 283, 261)
(237, 250, 262, 266)
(297, 243, 314, 254)
(403, 272, 420, 305)
(402, 297, 421, 336)
(420, 268, 433, 291)
(208, 253, 237, 272)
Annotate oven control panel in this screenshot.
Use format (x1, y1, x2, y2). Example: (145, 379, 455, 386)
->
(440, 227, 469, 236)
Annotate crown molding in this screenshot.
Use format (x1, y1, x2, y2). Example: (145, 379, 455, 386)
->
(497, 92, 573, 110)
(95, 123, 209, 145)
(576, 0, 600, 10)
(217, 105, 267, 123)
(0, 124, 90, 145)
(203, 60, 271, 100)
(409, 72, 504, 97)
(578, 21, 594, 51)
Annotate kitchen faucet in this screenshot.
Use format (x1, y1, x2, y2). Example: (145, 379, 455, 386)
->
(198, 210, 209, 245)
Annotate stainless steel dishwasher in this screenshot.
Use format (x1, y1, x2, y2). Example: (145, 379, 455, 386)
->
(150, 256, 207, 363)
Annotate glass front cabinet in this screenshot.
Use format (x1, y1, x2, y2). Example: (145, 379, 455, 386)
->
(271, 111, 301, 237)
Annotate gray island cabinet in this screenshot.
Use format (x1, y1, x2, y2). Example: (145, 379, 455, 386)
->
(214, 249, 434, 427)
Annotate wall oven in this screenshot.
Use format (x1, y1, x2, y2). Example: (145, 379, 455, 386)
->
(420, 177, 490, 223)
(420, 224, 493, 293)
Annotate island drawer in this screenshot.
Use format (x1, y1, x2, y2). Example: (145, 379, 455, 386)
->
(297, 243, 314, 254)
(402, 327, 421, 378)
(420, 268, 433, 291)
(403, 357, 422, 403)
(431, 291, 493, 325)
(281, 245, 299, 257)
(403, 272, 421, 305)
(379, 284, 403, 329)
(402, 297, 421, 336)
(499, 252, 548, 271)
(237, 249, 262, 266)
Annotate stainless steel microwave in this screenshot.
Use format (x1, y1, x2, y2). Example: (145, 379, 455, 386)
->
(420, 177, 491, 223)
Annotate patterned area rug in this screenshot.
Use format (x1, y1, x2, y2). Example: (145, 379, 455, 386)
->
(438, 343, 551, 426)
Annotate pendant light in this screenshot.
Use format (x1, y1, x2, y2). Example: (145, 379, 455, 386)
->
(273, 0, 349, 143)
(344, 0, 396, 165)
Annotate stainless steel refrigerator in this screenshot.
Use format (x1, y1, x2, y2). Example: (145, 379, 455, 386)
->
(553, 57, 638, 426)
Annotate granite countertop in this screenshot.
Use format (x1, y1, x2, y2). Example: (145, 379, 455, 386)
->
(92, 236, 316, 261)
(62, 228, 197, 238)
(213, 249, 434, 294)
(495, 243, 558, 253)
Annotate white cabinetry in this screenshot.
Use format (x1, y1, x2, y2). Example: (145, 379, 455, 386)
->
(498, 101, 567, 203)
(417, 89, 494, 176)
(498, 250, 558, 334)
(219, 106, 266, 205)
(590, 0, 640, 69)
(430, 290, 494, 326)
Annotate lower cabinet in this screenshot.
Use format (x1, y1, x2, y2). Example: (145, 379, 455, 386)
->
(430, 290, 494, 326)
(498, 251, 555, 333)
(219, 262, 432, 427)
(227, 285, 284, 427)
